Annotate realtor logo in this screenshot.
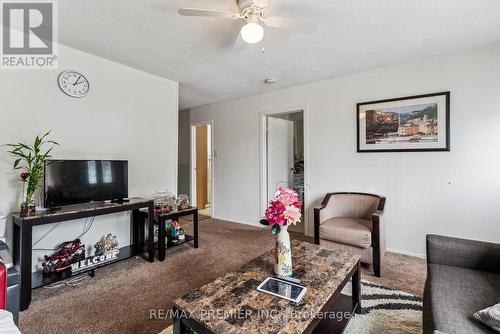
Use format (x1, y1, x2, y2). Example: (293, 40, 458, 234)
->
(1, 0, 58, 68)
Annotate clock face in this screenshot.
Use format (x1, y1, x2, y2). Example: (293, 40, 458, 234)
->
(58, 71, 90, 98)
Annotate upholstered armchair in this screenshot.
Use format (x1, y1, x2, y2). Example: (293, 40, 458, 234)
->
(314, 192, 386, 277)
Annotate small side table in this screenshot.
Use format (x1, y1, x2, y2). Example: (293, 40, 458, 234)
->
(152, 207, 199, 261)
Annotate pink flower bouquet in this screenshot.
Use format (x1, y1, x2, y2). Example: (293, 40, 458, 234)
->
(261, 188, 302, 234)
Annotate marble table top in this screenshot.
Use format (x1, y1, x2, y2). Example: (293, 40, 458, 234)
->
(174, 240, 361, 334)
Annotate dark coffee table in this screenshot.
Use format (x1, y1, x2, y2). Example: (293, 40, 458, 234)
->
(173, 240, 361, 333)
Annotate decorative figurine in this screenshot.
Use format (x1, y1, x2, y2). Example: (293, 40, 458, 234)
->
(111, 235, 119, 250)
(42, 239, 85, 274)
(168, 221, 182, 244)
(177, 194, 190, 210)
(178, 228, 186, 242)
(102, 233, 119, 253)
(94, 233, 119, 256)
(154, 190, 177, 214)
(94, 241, 103, 256)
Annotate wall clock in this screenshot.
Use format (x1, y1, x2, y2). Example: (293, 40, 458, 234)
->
(58, 71, 90, 98)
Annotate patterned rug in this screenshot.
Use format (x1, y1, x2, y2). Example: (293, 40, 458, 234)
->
(160, 281, 422, 334)
(343, 280, 422, 334)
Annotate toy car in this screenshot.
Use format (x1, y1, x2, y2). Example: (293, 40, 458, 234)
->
(42, 239, 86, 273)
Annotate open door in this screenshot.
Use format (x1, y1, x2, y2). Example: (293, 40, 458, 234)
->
(267, 117, 294, 203)
(196, 125, 208, 210)
(192, 124, 213, 217)
(264, 111, 305, 234)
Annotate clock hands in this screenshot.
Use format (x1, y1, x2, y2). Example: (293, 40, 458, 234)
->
(73, 75, 83, 86)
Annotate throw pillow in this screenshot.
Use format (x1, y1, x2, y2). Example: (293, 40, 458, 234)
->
(474, 302, 500, 332)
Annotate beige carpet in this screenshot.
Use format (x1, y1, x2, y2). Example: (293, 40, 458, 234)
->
(19, 219, 426, 334)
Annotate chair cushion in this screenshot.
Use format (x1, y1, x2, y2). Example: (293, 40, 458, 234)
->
(319, 217, 372, 248)
(424, 264, 500, 334)
(320, 239, 373, 264)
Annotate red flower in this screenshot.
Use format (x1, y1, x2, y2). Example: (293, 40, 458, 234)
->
(20, 172, 29, 181)
(265, 200, 287, 226)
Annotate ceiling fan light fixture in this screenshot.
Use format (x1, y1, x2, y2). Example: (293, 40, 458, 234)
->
(240, 15, 264, 44)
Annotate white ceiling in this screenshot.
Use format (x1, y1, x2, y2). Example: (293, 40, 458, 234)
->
(59, 0, 500, 109)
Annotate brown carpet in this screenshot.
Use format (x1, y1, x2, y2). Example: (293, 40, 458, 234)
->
(19, 219, 426, 334)
(289, 231, 427, 296)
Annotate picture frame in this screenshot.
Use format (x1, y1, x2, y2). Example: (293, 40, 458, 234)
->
(357, 92, 450, 152)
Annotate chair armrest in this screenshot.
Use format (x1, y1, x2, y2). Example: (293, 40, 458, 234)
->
(313, 206, 326, 245)
(372, 210, 384, 223)
(426, 234, 500, 273)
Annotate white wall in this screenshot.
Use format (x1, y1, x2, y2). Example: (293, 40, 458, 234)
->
(190, 45, 500, 256)
(0, 44, 178, 271)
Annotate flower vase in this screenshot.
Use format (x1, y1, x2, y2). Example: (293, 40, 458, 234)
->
(274, 225, 293, 276)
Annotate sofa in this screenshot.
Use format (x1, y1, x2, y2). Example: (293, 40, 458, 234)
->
(423, 234, 500, 333)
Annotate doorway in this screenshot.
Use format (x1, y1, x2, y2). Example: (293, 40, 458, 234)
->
(191, 123, 213, 217)
(262, 110, 306, 234)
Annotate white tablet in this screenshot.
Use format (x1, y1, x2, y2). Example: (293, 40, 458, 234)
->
(257, 277, 307, 303)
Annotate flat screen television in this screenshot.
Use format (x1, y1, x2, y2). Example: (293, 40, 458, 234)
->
(44, 160, 128, 208)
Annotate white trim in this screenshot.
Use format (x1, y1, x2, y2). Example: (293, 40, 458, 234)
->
(190, 126, 197, 207)
(259, 106, 311, 236)
(387, 248, 426, 259)
(190, 120, 215, 217)
(211, 216, 265, 228)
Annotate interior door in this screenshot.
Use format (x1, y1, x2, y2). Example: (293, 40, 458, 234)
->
(267, 117, 294, 204)
(196, 125, 208, 210)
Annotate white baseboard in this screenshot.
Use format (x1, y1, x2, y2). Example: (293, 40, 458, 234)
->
(211, 216, 265, 228)
(387, 248, 426, 259)
(212, 217, 426, 258)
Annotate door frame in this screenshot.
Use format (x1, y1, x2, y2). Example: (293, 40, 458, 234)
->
(259, 106, 310, 236)
(190, 120, 215, 216)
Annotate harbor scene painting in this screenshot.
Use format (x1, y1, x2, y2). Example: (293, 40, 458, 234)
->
(357, 92, 450, 152)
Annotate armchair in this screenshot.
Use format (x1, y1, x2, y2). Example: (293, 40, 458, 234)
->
(314, 192, 386, 277)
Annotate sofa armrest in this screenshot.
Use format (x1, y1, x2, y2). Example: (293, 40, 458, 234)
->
(426, 234, 500, 273)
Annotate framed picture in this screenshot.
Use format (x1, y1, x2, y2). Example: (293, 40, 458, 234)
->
(357, 92, 450, 152)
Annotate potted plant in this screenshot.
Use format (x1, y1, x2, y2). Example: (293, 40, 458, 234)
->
(260, 188, 302, 276)
(5, 131, 58, 216)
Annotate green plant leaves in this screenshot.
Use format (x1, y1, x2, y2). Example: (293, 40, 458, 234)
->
(34, 135, 41, 152)
(272, 224, 281, 235)
(4, 130, 58, 202)
(13, 159, 22, 170)
(259, 219, 270, 226)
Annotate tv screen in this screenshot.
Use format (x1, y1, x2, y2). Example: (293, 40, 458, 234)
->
(44, 160, 128, 208)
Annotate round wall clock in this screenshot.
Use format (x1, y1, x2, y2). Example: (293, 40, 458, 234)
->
(58, 71, 90, 98)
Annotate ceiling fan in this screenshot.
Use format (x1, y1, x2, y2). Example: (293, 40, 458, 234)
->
(178, 0, 317, 44)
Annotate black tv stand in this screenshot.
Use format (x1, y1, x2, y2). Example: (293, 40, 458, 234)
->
(10, 197, 154, 311)
(45, 206, 62, 214)
(111, 198, 130, 204)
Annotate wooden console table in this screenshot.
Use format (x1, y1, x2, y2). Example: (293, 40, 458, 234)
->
(10, 197, 154, 311)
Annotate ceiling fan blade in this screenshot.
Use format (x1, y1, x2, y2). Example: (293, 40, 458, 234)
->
(264, 16, 317, 34)
(178, 8, 238, 19)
